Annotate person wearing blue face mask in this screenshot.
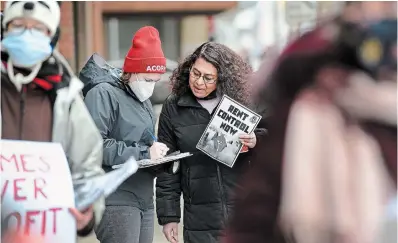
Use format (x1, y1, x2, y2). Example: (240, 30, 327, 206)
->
(1, 0, 105, 239)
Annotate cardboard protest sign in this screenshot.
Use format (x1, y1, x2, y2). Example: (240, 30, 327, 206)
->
(1, 140, 76, 243)
(196, 95, 262, 167)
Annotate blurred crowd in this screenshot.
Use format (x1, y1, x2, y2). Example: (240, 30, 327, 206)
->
(1, 1, 396, 243)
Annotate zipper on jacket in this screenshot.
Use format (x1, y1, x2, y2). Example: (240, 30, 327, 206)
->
(216, 164, 228, 226)
(142, 102, 155, 129)
(197, 105, 228, 222)
(19, 86, 27, 139)
(186, 167, 191, 204)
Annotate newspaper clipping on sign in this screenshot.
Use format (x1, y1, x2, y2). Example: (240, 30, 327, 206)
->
(196, 95, 262, 167)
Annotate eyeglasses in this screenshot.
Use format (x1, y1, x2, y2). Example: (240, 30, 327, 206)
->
(189, 68, 217, 84)
(7, 21, 49, 36)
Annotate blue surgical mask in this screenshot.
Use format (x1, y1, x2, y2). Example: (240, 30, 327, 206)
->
(1, 29, 52, 68)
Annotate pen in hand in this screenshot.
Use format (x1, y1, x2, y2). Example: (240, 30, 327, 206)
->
(148, 131, 169, 159)
(149, 131, 157, 143)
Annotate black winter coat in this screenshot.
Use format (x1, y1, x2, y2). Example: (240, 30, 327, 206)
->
(156, 92, 266, 243)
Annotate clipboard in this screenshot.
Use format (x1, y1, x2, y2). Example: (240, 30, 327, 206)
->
(112, 151, 192, 169)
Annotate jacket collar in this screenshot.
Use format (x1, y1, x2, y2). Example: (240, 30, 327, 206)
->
(122, 82, 138, 99)
(177, 91, 203, 108)
(116, 81, 145, 103)
(177, 89, 220, 108)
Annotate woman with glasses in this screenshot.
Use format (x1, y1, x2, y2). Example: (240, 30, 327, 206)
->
(156, 42, 262, 243)
(80, 26, 170, 243)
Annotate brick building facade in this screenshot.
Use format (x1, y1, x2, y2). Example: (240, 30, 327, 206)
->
(1, 1, 236, 71)
(58, 2, 76, 70)
(73, 1, 236, 71)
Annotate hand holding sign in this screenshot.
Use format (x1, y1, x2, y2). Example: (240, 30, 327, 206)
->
(69, 207, 94, 231)
(239, 132, 257, 149)
(196, 95, 262, 167)
(1, 140, 76, 243)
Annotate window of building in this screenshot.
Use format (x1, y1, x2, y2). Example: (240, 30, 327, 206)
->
(103, 14, 181, 62)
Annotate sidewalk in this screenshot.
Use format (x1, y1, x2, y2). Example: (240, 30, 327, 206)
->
(78, 222, 183, 243)
(78, 220, 183, 243)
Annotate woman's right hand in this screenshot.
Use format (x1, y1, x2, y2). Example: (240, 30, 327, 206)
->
(163, 222, 179, 243)
(150, 142, 169, 160)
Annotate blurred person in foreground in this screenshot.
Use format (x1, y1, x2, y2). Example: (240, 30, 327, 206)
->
(80, 26, 169, 243)
(224, 1, 397, 243)
(1, 0, 104, 239)
(2, 230, 45, 243)
(156, 42, 267, 243)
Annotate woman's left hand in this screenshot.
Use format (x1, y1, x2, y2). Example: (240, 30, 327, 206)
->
(239, 132, 257, 149)
(69, 207, 94, 231)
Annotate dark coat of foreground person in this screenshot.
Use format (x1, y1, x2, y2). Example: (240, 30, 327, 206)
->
(223, 15, 397, 243)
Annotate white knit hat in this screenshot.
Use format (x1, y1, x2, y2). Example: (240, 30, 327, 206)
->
(2, 0, 60, 37)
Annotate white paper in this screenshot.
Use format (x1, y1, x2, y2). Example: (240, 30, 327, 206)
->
(77, 153, 190, 210)
(74, 157, 139, 211)
(196, 95, 262, 167)
(1, 140, 76, 243)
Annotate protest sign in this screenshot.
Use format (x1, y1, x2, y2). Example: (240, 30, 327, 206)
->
(196, 95, 262, 167)
(1, 140, 76, 243)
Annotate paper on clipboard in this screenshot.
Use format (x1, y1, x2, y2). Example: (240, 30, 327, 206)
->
(74, 157, 139, 211)
(111, 151, 192, 169)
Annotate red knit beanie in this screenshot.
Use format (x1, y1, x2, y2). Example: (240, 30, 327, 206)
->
(123, 26, 166, 74)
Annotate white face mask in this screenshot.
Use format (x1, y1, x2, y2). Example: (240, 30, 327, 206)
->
(128, 75, 156, 102)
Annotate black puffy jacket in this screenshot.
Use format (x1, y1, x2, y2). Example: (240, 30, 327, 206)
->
(156, 92, 266, 243)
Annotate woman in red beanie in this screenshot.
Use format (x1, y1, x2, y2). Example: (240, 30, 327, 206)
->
(79, 26, 169, 243)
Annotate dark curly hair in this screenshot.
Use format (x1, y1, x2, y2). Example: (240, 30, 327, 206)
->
(170, 42, 253, 106)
